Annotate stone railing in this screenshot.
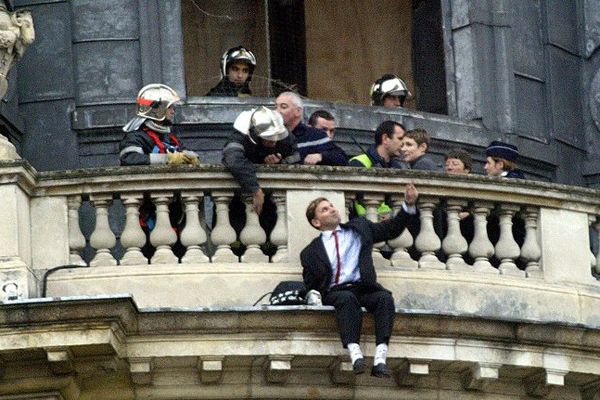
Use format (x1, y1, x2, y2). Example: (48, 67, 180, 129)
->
(2, 160, 600, 325)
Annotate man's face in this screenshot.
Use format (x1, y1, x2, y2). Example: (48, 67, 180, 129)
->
(275, 95, 302, 127)
(382, 125, 405, 158)
(311, 200, 341, 231)
(163, 106, 175, 124)
(261, 138, 277, 148)
(227, 61, 250, 86)
(484, 157, 503, 176)
(401, 137, 427, 163)
(382, 94, 402, 108)
(445, 158, 469, 174)
(313, 117, 335, 139)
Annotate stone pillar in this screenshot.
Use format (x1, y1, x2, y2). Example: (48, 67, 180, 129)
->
(211, 192, 238, 263)
(271, 192, 289, 263)
(149, 193, 178, 264)
(180, 193, 210, 264)
(89, 195, 117, 267)
(468, 202, 498, 274)
(240, 196, 268, 263)
(495, 204, 524, 277)
(120, 194, 148, 266)
(415, 197, 444, 269)
(388, 196, 417, 270)
(364, 194, 390, 268)
(442, 199, 470, 271)
(67, 196, 87, 266)
(521, 207, 542, 278)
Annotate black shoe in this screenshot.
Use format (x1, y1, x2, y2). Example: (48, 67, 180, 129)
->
(371, 363, 390, 378)
(352, 358, 365, 374)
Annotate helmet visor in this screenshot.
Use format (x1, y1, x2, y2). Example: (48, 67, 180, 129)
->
(380, 78, 409, 97)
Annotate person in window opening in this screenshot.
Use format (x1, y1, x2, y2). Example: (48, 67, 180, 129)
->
(301, 184, 419, 378)
(308, 109, 336, 139)
(370, 74, 412, 108)
(276, 91, 347, 166)
(222, 106, 300, 215)
(206, 46, 256, 97)
(484, 141, 525, 179)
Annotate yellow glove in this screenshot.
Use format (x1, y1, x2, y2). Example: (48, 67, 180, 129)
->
(167, 152, 188, 165)
(183, 153, 200, 166)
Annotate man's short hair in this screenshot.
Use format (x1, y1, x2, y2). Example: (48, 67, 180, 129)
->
(278, 91, 303, 109)
(445, 147, 473, 172)
(405, 128, 431, 148)
(308, 109, 334, 126)
(375, 120, 406, 145)
(306, 197, 328, 228)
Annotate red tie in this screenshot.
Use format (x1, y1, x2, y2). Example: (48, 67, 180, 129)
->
(332, 230, 342, 284)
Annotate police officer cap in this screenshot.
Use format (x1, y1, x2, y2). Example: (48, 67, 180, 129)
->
(486, 141, 519, 161)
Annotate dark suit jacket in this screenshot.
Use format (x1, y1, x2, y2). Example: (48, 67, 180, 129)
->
(300, 208, 416, 297)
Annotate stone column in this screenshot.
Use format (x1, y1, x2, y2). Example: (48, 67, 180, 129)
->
(468, 202, 498, 274)
(594, 218, 600, 276)
(120, 194, 148, 266)
(364, 194, 390, 268)
(67, 196, 86, 266)
(271, 192, 288, 263)
(415, 197, 444, 269)
(240, 196, 268, 263)
(211, 192, 238, 263)
(180, 192, 210, 263)
(89, 195, 117, 267)
(495, 204, 524, 277)
(149, 193, 178, 264)
(442, 199, 470, 271)
(388, 196, 417, 270)
(521, 207, 542, 278)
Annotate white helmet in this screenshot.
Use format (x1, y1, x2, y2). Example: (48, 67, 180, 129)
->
(233, 106, 288, 145)
(370, 74, 411, 106)
(220, 46, 257, 80)
(136, 83, 181, 121)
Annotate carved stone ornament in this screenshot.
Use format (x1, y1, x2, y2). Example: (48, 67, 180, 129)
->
(0, 6, 34, 97)
(589, 68, 600, 133)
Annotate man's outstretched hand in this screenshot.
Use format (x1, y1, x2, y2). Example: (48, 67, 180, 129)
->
(404, 183, 418, 205)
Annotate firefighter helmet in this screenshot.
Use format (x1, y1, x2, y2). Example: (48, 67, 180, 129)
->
(220, 46, 257, 81)
(233, 106, 288, 145)
(136, 84, 181, 121)
(370, 74, 411, 106)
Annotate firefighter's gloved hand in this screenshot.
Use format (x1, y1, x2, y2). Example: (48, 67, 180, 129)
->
(167, 152, 189, 165)
(183, 152, 200, 166)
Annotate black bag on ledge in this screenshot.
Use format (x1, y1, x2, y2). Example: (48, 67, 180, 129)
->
(269, 281, 307, 305)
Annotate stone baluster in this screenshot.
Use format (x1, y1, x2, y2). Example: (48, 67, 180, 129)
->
(364, 194, 390, 268)
(387, 196, 417, 270)
(67, 196, 86, 266)
(149, 193, 178, 264)
(442, 199, 471, 271)
(521, 207, 542, 278)
(344, 193, 356, 223)
(468, 202, 498, 274)
(271, 192, 288, 263)
(414, 197, 445, 269)
(89, 195, 117, 267)
(495, 204, 524, 277)
(594, 218, 600, 276)
(240, 196, 268, 263)
(211, 192, 239, 263)
(119, 194, 148, 265)
(180, 192, 210, 263)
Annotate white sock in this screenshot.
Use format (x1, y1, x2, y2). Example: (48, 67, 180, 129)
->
(347, 343, 363, 364)
(374, 343, 388, 365)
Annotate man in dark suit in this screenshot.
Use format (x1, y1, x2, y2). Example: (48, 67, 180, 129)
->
(301, 184, 418, 378)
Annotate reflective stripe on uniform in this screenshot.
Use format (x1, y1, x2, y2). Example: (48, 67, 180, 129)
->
(297, 137, 331, 148)
(120, 146, 144, 157)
